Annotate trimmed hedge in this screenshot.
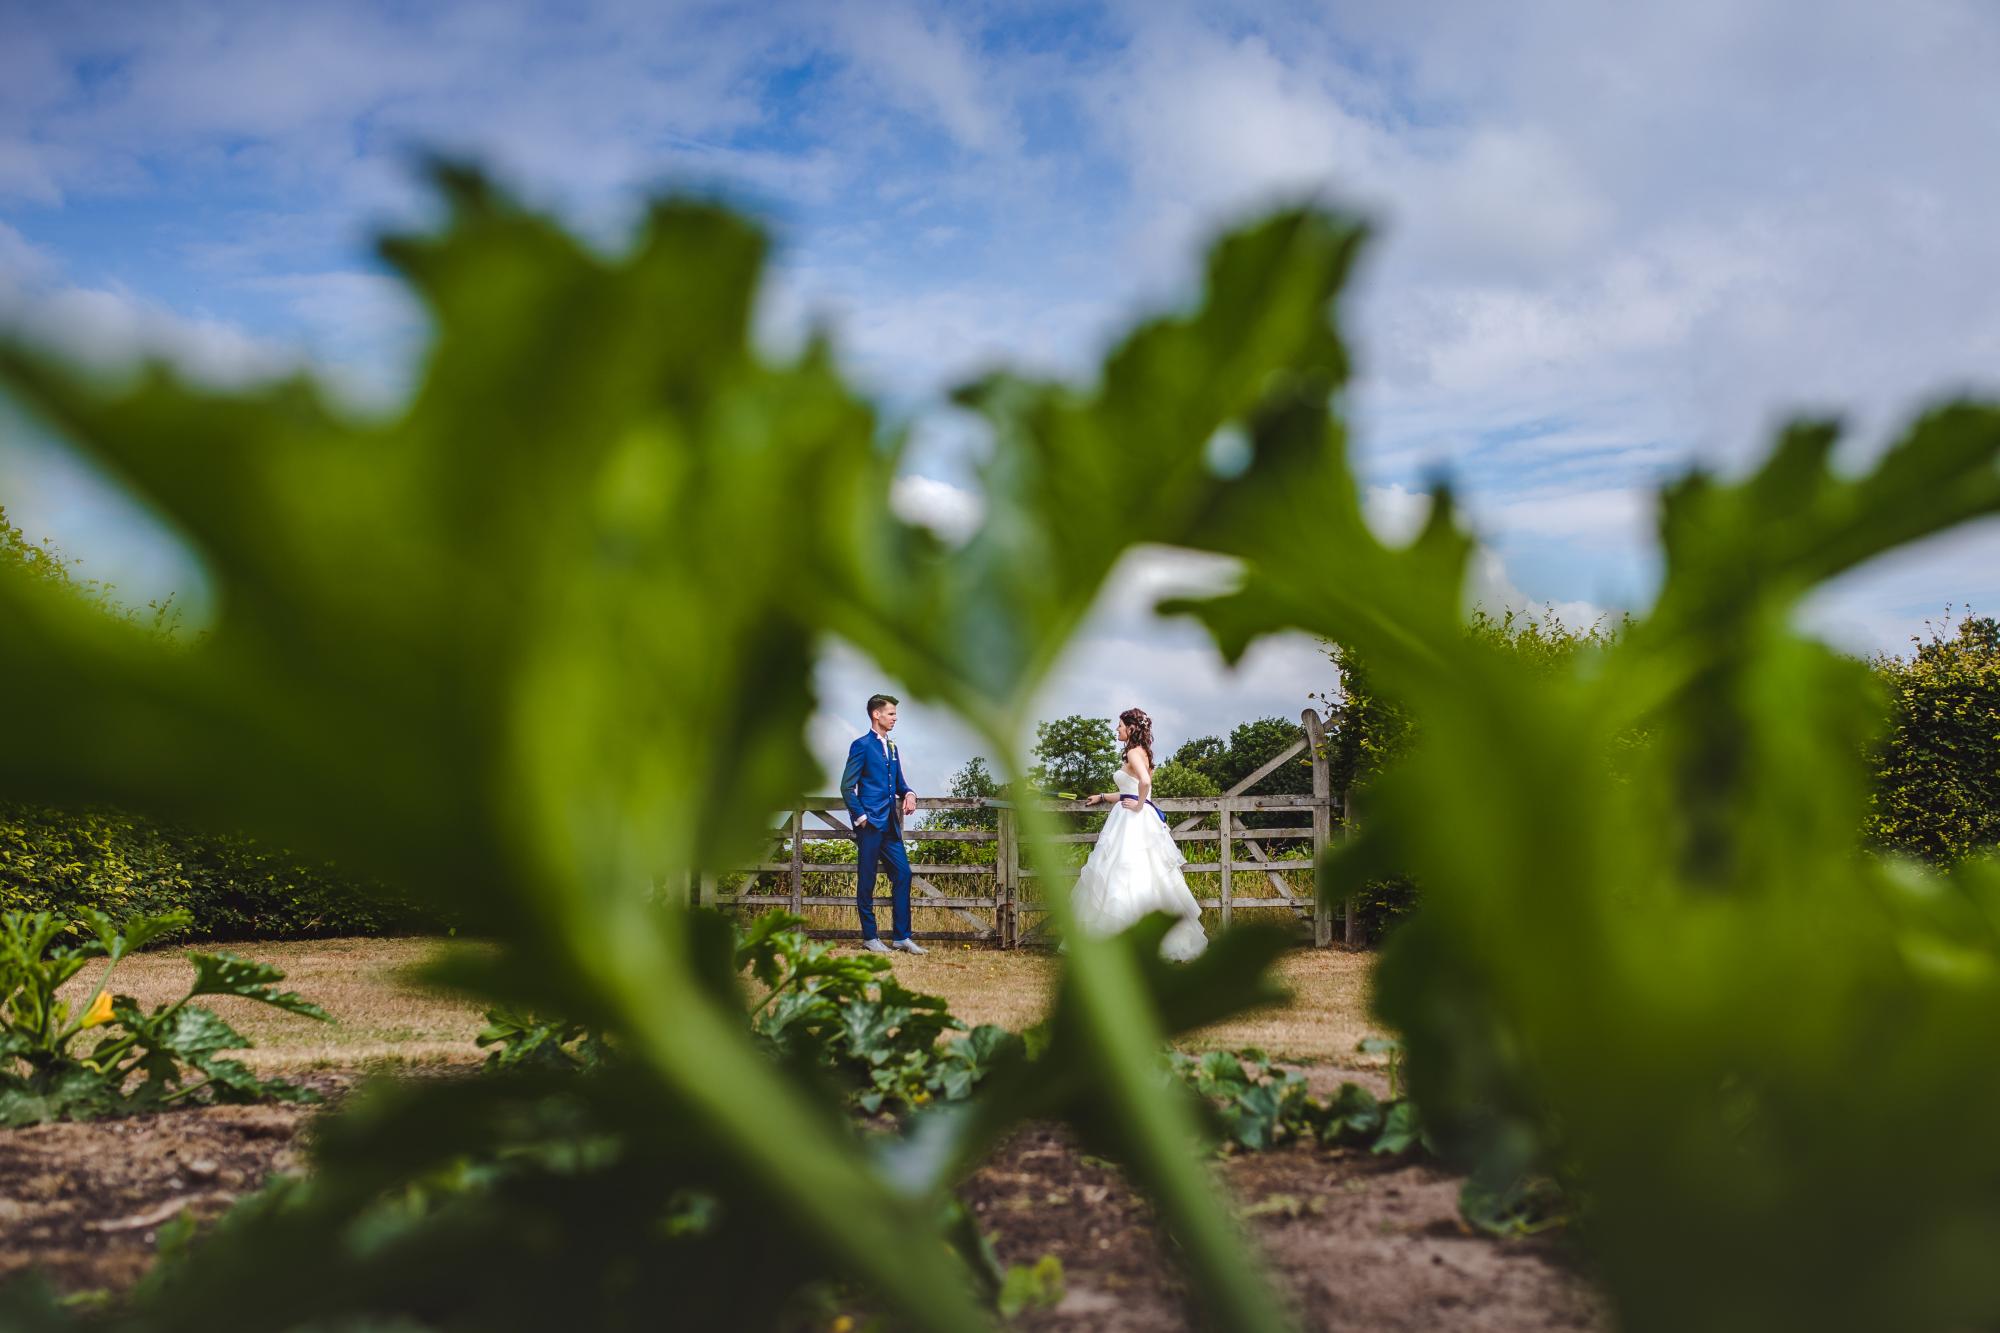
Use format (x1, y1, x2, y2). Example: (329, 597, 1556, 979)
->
(0, 802, 442, 941)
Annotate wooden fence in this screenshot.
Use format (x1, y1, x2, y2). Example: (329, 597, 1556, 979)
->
(697, 708, 1354, 948)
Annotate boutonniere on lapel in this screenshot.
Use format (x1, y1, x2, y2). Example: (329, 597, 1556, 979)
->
(887, 741, 898, 761)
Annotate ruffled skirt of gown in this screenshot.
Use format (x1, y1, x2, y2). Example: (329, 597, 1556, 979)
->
(1069, 800, 1208, 961)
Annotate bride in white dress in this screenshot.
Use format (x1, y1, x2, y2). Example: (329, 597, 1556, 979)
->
(1069, 708, 1209, 961)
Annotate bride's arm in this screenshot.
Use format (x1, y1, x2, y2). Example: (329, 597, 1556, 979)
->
(1129, 751, 1152, 805)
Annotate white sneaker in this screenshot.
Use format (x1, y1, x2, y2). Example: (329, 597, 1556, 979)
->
(863, 938, 891, 953)
(890, 938, 928, 955)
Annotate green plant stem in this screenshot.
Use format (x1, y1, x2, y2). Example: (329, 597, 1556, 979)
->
(999, 740, 1294, 1333)
(574, 901, 993, 1333)
(54, 962, 120, 1048)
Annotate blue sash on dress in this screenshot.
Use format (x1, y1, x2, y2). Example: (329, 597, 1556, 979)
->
(1117, 794, 1169, 823)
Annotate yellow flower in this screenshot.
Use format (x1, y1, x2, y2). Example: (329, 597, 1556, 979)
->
(80, 991, 115, 1028)
(831, 1317, 855, 1333)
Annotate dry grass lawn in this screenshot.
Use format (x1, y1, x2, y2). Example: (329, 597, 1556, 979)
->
(62, 937, 1388, 1072)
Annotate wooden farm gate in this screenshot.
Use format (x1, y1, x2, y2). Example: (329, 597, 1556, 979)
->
(696, 708, 1356, 948)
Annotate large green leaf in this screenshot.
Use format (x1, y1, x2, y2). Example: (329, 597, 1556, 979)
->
(0, 171, 1379, 1330)
(1164, 320, 2000, 1327)
(185, 952, 331, 1020)
(0, 169, 987, 1330)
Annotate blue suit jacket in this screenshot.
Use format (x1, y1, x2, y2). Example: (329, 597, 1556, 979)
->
(841, 732, 910, 830)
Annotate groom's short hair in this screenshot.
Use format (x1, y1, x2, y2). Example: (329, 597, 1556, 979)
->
(866, 693, 899, 718)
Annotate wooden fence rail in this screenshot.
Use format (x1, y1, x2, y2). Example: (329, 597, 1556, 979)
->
(695, 707, 1345, 949)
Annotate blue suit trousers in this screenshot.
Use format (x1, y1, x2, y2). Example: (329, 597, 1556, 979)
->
(855, 821, 912, 941)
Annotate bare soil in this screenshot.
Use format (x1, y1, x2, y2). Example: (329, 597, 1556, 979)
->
(0, 1074, 351, 1295)
(6, 941, 1603, 1326)
(965, 1123, 1604, 1331)
(2, 1083, 1604, 1330)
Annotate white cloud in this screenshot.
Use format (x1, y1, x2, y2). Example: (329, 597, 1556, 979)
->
(890, 473, 982, 545)
(1465, 548, 1608, 630)
(1471, 487, 1653, 546)
(2, 280, 290, 386)
(826, 2, 1017, 154)
(1363, 483, 1431, 546)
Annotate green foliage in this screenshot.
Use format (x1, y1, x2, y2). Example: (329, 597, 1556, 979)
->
(4, 499, 428, 944)
(996, 1255, 1066, 1319)
(1322, 608, 1618, 794)
(1, 178, 1363, 1326)
(474, 1006, 608, 1072)
(1168, 718, 1312, 794)
(1167, 1044, 1435, 1161)
(1168, 733, 1226, 780)
(1148, 758, 1220, 800)
(1320, 609, 1624, 939)
(0, 504, 74, 589)
(8, 162, 1995, 1332)
(1028, 714, 1120, 796)
(1220, 717, 1313, 794)
(1159, 316, 2000, 1329)
(0, 803, 438, 940)
(0, 503, 184, 638)
(1165, 1039, 1566, 1238)
(1868, 611, 2000, 863)
(0, 907, 328, 1125)
(912, 755, 1002, 867)
(737, 910, 1017, 1113)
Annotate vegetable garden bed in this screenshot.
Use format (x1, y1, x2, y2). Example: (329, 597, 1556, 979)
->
(2, 1078, 1602, 1331)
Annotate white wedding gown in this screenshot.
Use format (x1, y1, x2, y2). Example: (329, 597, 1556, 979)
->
(1070, 769, 1208, 960)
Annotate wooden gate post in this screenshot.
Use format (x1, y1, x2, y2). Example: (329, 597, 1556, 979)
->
(1303, 707, 1333, 948)
(789, 807, 805, 917)
(997, 804, 1017, 948)
(1219, 798, 1234, 929)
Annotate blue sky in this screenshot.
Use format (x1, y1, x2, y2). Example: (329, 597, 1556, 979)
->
(4, 0, 1999, 791)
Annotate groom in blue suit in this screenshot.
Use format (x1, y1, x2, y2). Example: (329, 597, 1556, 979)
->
(841, 693, 925, 954)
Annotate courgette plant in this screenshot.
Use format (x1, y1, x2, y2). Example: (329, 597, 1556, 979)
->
(5, 160, 2000, 1333)
(1, 907, 329, 1125)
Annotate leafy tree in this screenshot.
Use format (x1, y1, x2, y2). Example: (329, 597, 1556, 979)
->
(943, 755, 1002, 813)
(1150, 758, 1222, 841)
(1868, 610, 2000, 862)
(914, 755, 1002, 867)
(1149, 758, 1220, 800)
(1029, 714, 1119, 796)
(1168, 734, 1226, 786)
(1216, 717, 1312, 794)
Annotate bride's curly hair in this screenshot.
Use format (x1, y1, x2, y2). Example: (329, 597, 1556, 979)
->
(1119, 707, 1155, 764)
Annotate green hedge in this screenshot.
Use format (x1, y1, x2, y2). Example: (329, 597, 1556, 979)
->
(1868, 613, 2000, 864)
(0, 802, 442, 940)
